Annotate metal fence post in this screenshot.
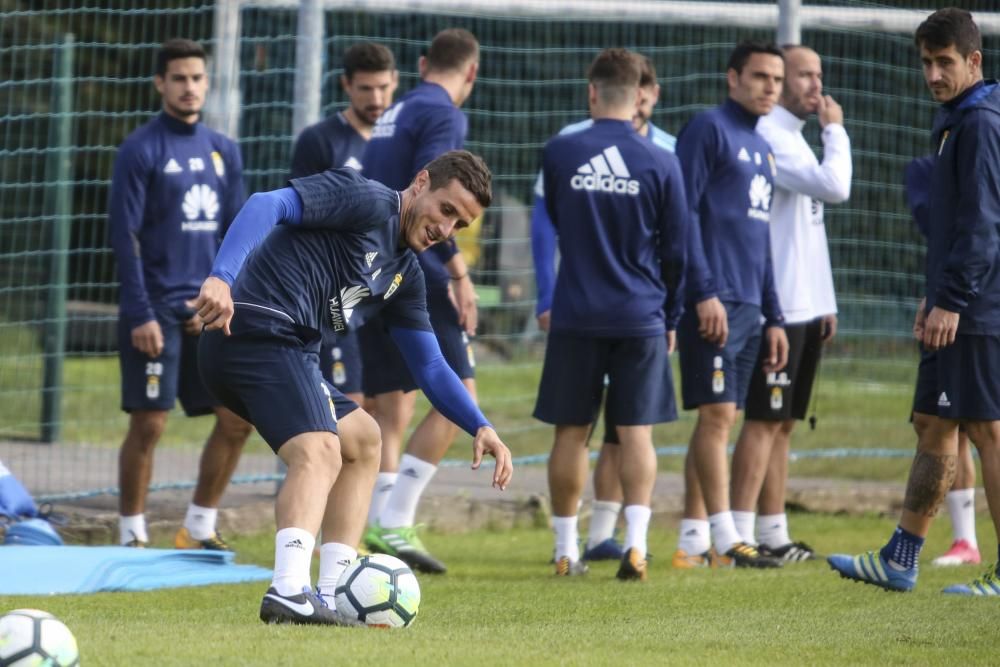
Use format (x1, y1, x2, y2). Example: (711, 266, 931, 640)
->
(41, 34, 75, 443)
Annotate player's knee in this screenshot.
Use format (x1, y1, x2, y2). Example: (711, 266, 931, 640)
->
(286, 434, 343, 478)
(697, 404, 736, 433)
(912, 412, 932, 438)
(964, 422, 1000, 450)
(127, 411, 167, 448)
(215, 410, 253, 446)
(343, 412, 382, 466)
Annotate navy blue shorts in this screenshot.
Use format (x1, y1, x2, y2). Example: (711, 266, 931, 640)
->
(744, 318, 824, 421)
(533, 333, 677, 426)
(912, 334, 1000, 421)
(360, 289, 474, 396)
(119, 304, 217, 417)
(319, 329, 363, 395)
(198, 307, 359, 453)
(678, 301, 762, 410)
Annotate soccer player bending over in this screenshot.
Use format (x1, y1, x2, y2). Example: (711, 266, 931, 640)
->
(535, 48, 689, 580)
(830, 8, 1000, 595)
(193, 150, 513, 624)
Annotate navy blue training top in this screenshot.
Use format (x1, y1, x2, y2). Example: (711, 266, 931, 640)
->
(209, 169, 490, 434)
(531, 120, 677, 317)
(289, 112, 367, 178)
(541, 119, 689, 336)
(225, 169, 429, 336)
(108, 112, 245, 328)
(925, 80, 1000, 333)
(362, 82, 464, 292)
(676, 98, 783, 325)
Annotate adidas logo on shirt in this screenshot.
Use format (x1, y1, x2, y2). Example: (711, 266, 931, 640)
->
(737, 147, 751, 162)
(938, 392, 951, 407)
(163, 158, 182, 174)
(372, 103, 404, 139)
(570, 145, 640, 196)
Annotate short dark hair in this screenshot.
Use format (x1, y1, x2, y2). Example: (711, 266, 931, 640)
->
(915, 8, 982, 58)
(588, 48, 641, 107)
(343, 42, 396, 81)
(426, 28, 479, 73)
(638, 54, 657, 88)
(727, 40, 783, 74)
(424, 150, 492, 209)
(155, 38, 206, 77)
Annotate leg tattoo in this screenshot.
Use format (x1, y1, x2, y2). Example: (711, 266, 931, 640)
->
(902, 452, 957, 517)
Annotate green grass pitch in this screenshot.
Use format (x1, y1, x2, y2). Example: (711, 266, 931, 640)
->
(2, 514, 998, 666)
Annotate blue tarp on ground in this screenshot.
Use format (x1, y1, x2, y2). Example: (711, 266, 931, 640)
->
(0, 546, 272, 594)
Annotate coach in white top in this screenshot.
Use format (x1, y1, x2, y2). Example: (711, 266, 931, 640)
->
(729, 45, 853, 562)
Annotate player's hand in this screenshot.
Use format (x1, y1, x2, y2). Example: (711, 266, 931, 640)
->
(183, 299, 204, 336)
(666, 330, 676, 354)
(537, 310, 551, 332)
(820, 314, 838, 343)
(471, 426, 513, 491)
(696, 296, 728, 347)
(922, 306, 959, 351)
(762, 326, 789, 373)
(194, 276, 234, 335)
(818, 95, 844, 128)
(452, 275, 478, 336)
(131, 319, 164, 358)
(913, 297, 927, 341)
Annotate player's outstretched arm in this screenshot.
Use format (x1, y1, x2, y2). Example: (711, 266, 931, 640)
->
(390, 325, 513, 490)
(471, 426, 512, 490)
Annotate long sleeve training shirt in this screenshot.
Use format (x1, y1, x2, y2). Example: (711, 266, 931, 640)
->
(756, 104, 852, 324)
(108, 112, 245, 328)
(676, 98, 783, 325)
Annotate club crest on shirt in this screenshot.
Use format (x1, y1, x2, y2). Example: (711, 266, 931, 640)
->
(938, 130, 949, 156)
(384, 273, 403, 300)
(211, 151, 225, 177)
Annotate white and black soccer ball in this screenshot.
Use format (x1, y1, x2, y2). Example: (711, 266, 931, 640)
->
(334, 554, 420, 628)
(0, 609, 79, 667)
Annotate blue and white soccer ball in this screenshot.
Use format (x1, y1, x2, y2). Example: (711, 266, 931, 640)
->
(334, 554, 420, 628)
(0, 609, 79, 667)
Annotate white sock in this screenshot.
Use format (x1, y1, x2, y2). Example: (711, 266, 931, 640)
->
(677, 518, 711, 555)
(732, 510, 757, 546)
(379, 454, 437, 529)
(271, 527, 315, 596)
(622, 505, 651, 558)
(119, 514, 148, 545)
(946, 488, 978, 547)
(587, 500, 622, 548)
(183, 504, 218, 540)
(368, 472, 397, 526)
(756, 513, 791, 549)
(552, 515, 580, 562)
(709, 511, 743, 554)
(317, 542, 358, 603)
